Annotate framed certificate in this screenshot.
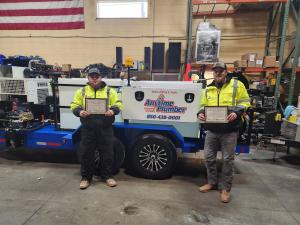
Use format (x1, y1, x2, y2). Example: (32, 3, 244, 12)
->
(205, 106, 228, 123)
(85, 98, 108, 114)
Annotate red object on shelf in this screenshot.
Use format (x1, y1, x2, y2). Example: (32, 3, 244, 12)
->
(184, 63, 192, 81)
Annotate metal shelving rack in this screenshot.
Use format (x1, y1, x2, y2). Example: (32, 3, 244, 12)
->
(186, 0, 300, 109)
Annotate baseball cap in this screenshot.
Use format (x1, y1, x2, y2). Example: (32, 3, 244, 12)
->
(212, 61, 227, 70)
(88, 67, 101, 76)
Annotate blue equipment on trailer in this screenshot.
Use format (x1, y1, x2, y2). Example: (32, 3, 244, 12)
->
(19, 122, 204, 152)
(0, 129, 5, 147)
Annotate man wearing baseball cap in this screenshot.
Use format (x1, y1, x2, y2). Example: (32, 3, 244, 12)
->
(197, 61, 250, 203)
(70, 67, 123, 189)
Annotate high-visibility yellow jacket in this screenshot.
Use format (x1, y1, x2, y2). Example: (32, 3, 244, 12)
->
(199, 77, 250, 132)
(70, 82, 123, 118)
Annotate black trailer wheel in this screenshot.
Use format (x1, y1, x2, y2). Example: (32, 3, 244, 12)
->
(130, 134, 177, 179)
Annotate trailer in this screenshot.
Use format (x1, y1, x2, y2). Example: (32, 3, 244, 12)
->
(0, 75, 251, 179)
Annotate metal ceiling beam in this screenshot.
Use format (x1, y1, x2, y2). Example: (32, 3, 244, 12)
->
(288, 4, 300, 105)
(186, 0, 193, 65)
(264, 4, 280, 56)
(291, 1, 298, 21)
(274, 0, 291, 109)
(276, 4, 285, 58)
(265, 6, 274, 56)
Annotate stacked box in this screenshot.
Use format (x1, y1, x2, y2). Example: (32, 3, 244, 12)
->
(241, 53, 257, 67)
(263, 56, 277, 68)
(62, 64, 72, 72)
(255, 54, 264, 68)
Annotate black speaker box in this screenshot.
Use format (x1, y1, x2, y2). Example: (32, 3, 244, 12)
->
(167, 42, 181, 72)
(116, 47, 123, 65)
(144, 47, 151, 71)
(152, 43, 165, 73)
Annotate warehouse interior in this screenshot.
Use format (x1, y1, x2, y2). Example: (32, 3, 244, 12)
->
(0, 0, 300, 225)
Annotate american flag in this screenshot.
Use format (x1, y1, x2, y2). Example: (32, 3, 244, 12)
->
(0, 0, 85, 30)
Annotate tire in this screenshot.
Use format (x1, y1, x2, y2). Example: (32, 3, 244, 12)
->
(130, 134, 177, 179)
(94, 137, 125, 175)
(77, 137, 125, 175)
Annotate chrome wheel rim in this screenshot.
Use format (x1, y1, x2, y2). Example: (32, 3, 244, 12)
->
(138, 144, 168, 172)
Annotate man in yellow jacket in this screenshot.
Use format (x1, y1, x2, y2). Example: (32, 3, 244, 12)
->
(197, 62, 250, 203)
(70, 67, 123, 189)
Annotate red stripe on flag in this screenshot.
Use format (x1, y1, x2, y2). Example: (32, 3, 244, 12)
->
(0, 138, 5, 143)
(0, 0, 68, 3)
(0, 22, 84, 30)
(0, 8, 84, 16)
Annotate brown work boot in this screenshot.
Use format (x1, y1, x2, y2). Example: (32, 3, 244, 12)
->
(79, 179, 90, 190)
(198, 184, 215, 193)
(220, 190, 231, 203)
(106, 178, 117, 187)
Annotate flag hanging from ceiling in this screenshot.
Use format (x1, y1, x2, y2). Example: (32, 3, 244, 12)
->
(0, 0, 85, 30)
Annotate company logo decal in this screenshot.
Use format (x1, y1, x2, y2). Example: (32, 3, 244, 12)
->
(144, 94, 187, 114)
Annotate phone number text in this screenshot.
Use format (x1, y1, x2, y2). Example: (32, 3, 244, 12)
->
(146, 114, 181, 120)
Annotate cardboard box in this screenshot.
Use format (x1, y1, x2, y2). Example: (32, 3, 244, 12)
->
(241, 53, 257, 67)
(263, 56, 277, 68)
(233, 60, 247, 68)
(255, 54, 264, 68)
(244, 74, 261, 82)
(135, 71, 151, 80)
(62, 64, 71, 72)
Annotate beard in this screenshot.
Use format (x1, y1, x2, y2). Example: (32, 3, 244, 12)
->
(215, 77, 224, 83)
(89, 81, 101, 90)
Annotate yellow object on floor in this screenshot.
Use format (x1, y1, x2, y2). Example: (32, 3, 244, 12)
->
(275, 113, 282, 121)
(288, 115, 297, 123)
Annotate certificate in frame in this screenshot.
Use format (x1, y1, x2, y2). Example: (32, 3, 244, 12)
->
(85, 98, 108, 114)
(205, 106, 228, 123)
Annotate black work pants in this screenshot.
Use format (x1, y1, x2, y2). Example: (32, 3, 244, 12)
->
(79, 117, 114, 181)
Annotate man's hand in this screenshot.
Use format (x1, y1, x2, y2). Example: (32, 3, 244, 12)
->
(105, 109, 114, 116)
(197, 113, 206, 121)
(79, 110, 90, 118)
(227, 112, 237, 122)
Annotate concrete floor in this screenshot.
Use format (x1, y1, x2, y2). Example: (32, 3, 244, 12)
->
(0, 148, 299, 225)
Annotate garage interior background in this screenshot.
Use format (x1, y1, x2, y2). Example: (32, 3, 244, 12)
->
(0, 0, 297, 69)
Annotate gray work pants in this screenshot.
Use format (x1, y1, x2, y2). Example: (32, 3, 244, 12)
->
(203, 130, 238, 191)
